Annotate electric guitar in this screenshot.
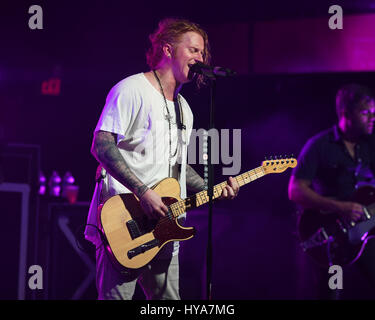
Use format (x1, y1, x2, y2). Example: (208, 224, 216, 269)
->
(298, 185, 375, 268)
(99, 157, 297, 269)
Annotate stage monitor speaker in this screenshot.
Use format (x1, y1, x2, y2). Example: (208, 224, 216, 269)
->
(45, 202, 97, 300)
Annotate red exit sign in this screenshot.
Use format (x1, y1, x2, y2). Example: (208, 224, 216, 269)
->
(41, 78, 61, 95)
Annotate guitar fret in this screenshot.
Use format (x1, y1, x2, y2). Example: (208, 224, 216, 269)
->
(170, 204, 177, 217)
(198, 193, 203, 205)
(174, 203, 180, 217)
(243, 172, 250, 184)
(196, 193, 201, 206)
(171, 201, 185, 218)
(179, 201, 184, 215)
(244, 172, 251, 183)
(197, 191, 204, 206)
(237, 175, 246, 187)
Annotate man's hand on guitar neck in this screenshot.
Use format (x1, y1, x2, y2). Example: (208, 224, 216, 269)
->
(139, 189, 169, 219)
(219, 176, 240, 200)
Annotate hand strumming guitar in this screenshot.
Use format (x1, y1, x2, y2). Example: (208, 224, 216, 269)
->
(139, 189, 168, 219)
(333, 200, 364, 223)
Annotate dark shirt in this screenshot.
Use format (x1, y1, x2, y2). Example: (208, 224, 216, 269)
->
(292, 125, 375, 201)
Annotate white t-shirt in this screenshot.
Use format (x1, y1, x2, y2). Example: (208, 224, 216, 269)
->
(85, 73, 194, 258)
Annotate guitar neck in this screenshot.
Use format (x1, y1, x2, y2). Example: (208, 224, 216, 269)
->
(169, 166, 266, 217)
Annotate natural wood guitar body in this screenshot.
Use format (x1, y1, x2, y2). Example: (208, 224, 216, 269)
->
(99, 178, 194, 269)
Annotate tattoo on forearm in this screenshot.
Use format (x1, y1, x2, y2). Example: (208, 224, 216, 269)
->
(186, 164, 205, 193)
(92, 131, 149, 197)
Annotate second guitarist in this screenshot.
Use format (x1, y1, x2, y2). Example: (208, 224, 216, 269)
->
(288, 83, 375, 299)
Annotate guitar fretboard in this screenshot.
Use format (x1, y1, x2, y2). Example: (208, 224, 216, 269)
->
(168, 166, 266, 217)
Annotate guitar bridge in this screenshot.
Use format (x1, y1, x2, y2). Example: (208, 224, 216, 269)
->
(127, 239, 160, 259)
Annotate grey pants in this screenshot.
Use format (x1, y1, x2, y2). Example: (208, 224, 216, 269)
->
(95, 244, 180, 300)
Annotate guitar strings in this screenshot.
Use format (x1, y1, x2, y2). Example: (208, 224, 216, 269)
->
(163, 159, 292, 219)
(155, 168, 266, 229)
(152, 164, 287, 232)
(168, 168, 266, 216)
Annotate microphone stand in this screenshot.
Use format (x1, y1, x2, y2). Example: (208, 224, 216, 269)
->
(189, 63, 234, 300)
(205, 74, 216, 300)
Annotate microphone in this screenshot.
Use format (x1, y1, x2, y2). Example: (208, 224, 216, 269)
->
(188, 61, 237, 79)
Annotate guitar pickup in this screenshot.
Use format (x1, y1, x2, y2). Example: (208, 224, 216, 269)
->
(126, 220, 142, 239)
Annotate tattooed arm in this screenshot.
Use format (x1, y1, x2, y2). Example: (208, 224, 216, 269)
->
(186, 164, 205, 193)
(91, 130, 149, 197)
(91, 130, 168, 218)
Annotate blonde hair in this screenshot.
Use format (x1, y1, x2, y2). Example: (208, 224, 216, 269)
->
(146, 18, 211, 87)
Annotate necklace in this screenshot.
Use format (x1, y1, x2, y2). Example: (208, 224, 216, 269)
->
(153, 70, 183, 177)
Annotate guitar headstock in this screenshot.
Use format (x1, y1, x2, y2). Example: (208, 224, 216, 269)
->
(261, 156, 297, 174)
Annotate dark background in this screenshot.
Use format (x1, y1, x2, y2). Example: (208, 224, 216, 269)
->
(1, 0, 375, 300)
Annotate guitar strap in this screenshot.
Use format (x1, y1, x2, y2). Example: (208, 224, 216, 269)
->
(174, 98, 186, 179)
(174, 99, 185, 131)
